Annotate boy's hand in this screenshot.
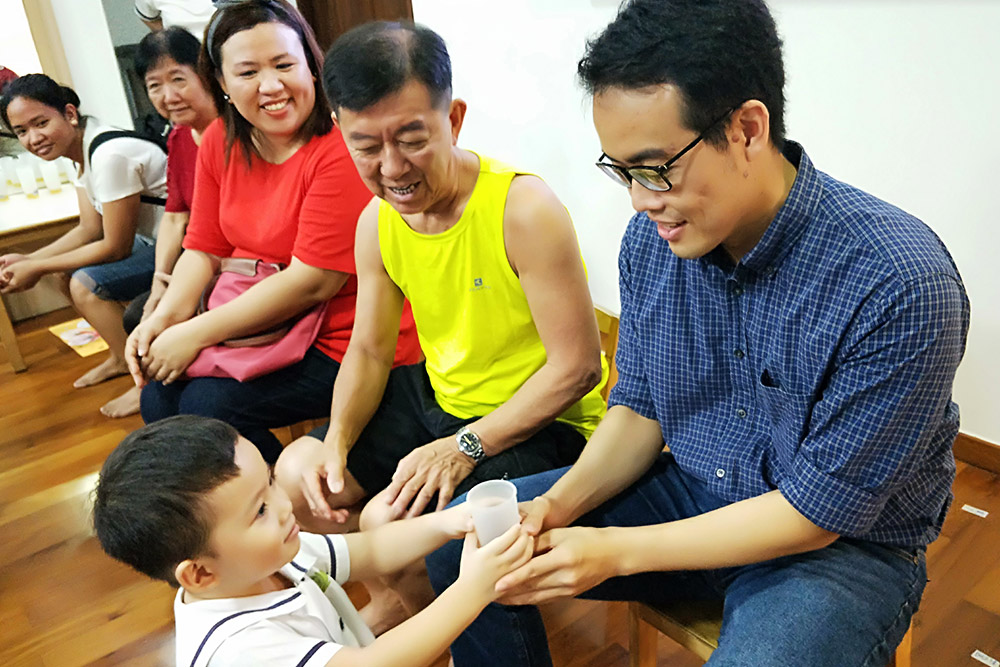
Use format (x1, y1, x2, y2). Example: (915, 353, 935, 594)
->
(436, 501, 474, 540)
(457, 524, 533, 603)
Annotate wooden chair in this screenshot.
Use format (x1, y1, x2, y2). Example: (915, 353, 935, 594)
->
(595, 306, 619, 401)
(274, 417, 327, 447)
(628, 599, 912, 666)
(597, 307, 914, 667)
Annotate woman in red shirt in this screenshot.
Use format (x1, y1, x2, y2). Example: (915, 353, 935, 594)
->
(125, 0, 419, 462)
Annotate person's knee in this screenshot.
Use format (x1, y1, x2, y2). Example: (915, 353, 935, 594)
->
(274, 437, 318, 509)
(68, 273, 99, 306)
(139, 383, 174, 424)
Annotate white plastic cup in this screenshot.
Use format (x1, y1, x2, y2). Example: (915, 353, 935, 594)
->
(16, 166, 38, 197)
(467, 479, 519, 546)
(57, 157, 76, 183)
(0, 156, 18, 186)
(39, 161, 62, 193)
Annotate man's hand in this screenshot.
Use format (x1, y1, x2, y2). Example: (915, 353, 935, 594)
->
(384, 436, 476, 517)
(517, 494, 575, 537)
(140, 319, 206, 385)
(0, 259, 43, 293)
(299, 437, 352, 524)
(494, 525, 620, 606)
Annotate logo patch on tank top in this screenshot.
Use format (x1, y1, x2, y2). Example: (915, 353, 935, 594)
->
(470, 277, 491, 292)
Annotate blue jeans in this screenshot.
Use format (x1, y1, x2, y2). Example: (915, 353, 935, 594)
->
(72, 235, 155, 301)
(426, 454, 926, 667)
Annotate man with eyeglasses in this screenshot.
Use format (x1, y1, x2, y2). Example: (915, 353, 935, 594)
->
(427, 1, 969, 664)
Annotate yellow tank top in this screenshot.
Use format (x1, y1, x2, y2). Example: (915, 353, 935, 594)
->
(378, 154, 607, 437)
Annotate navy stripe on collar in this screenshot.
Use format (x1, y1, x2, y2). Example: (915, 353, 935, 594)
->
(295, 640, 329, 667)
(189, 592, 302, 667)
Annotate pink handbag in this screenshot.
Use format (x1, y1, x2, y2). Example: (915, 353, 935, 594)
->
(183, 258, 328, 382)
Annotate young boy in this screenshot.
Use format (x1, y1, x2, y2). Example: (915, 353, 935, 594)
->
(92, 416, 532, 667)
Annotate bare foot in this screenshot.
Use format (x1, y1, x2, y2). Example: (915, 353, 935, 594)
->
(359, 587, 411, 636)
(100, 385, 141, 418)
(73, 356, 129, 388)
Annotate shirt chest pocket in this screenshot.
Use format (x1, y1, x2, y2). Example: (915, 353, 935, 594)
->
(756, 373, 815, 469)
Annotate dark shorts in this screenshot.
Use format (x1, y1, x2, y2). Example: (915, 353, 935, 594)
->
(310, 362, 587, 498)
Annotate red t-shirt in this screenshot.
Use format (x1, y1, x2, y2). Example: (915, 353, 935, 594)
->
(184, 119, 420, 365)
(165, 125, 198, 213)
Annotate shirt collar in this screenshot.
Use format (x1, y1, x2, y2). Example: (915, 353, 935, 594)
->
(736, 141, 822, 276)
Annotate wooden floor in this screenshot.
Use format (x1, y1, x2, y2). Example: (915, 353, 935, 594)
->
(1, 308, 998, 667)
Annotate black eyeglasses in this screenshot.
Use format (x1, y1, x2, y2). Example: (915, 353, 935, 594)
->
(595, 103, 743, 192)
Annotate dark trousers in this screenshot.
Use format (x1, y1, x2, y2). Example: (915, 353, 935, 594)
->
(310, 362, 587, 497)
(140, 346, 339, 463)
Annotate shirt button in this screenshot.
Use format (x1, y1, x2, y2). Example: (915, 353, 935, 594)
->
(733, 348, 745, 359)
(736, 408, 747, 419)
(732, 286, 744, 296)
(716, 468, 726, 478)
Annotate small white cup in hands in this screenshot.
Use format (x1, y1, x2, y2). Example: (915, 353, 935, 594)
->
(467, 479, 520, 546)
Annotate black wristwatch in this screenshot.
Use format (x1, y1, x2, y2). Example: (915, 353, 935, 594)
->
(456, 426, 486, 463)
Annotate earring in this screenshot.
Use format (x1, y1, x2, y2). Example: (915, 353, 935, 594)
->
(223, 94, 230, 102)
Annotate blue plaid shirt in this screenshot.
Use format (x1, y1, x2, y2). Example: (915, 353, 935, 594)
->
(608, 142, 969, 547)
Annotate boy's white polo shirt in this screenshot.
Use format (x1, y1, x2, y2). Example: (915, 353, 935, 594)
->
(174, 533, 374, 667)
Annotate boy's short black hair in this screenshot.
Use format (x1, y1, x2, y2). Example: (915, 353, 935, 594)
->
(92, 416, 241, 587)
(578, 0, 786, 149)
(322, 20, 452, 113)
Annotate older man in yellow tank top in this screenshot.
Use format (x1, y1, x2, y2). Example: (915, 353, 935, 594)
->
(274, 21, 608, 630)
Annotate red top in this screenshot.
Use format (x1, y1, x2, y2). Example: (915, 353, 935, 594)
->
(184, 119, 420, 365)
(165, 125, 198, 213)
(0, 67, 17, 93)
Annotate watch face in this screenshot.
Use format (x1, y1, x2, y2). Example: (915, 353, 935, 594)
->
(458, 429, 483, 459)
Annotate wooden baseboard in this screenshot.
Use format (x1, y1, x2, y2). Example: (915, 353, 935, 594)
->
(954, 432, 1000, 475)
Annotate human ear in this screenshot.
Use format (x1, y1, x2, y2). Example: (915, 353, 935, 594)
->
(330, 111, 340, 129)
(175, 558, 218, 592)
(448, 98, 468, 145)
(64, 104, 79, 126)
(731, 100, 770, 158)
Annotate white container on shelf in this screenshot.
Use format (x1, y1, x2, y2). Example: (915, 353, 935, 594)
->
(39, 161, 63, 193)
(57, 157, 77, 183)
(16, 165, 38, 197)
(0, 156, 19, 186)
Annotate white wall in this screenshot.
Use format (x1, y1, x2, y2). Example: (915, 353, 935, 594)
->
(412, 0, 1000, 443)
(50, 0, 134, 129)
(0, 0, 43, 77)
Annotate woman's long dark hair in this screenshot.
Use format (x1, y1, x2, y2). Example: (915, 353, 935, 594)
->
(200, 0, 332, 166)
